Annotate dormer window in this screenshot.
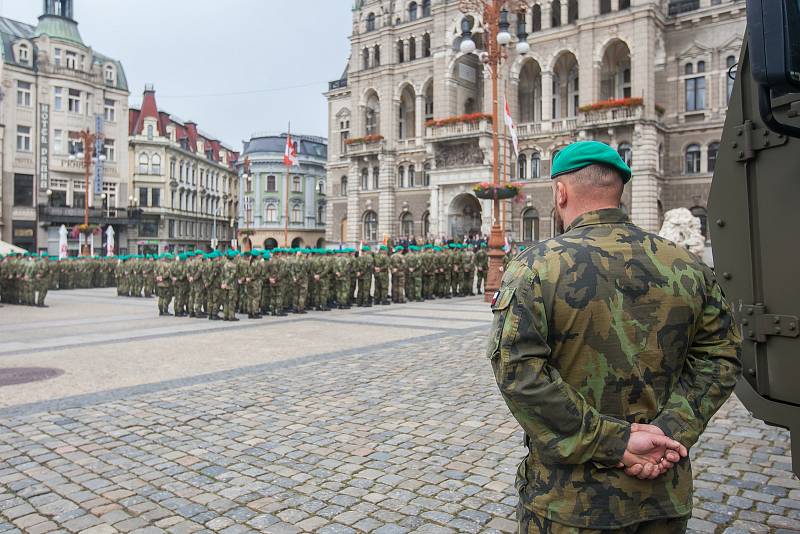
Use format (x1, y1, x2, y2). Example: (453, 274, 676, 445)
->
(18, 45, 29, 64)
(104, 65, 115, 85)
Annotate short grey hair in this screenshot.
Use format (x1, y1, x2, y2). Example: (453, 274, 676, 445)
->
(557, 164, 623, 189)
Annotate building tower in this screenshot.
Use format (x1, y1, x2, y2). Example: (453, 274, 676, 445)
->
(37, 0, 83, 45)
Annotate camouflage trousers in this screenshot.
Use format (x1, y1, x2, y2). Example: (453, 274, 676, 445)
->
(260, 285, 270, 314)
(391, 273, 405, 303)
(174, 283, 189, 315)
(476, 268, 486, 293)
(247, 281, 262, 315)
(335, 277, 350, 306)
(517, 504, 689, 534)
(34, 283, 48, 306)
(374, 273, 389, 303)
(223, 288, 237, 320)
(309, 280, 323, 309)
(463, 269, 475, 295)
(189, 283, 205, 315)
(292, 280, 309, 312)
(269, 282, 284, 314)
(208, 289, 222, 319)
(156, 286, 172, 314)
(451, 268, 461, 296)
(407, 275, 422, 301)
(356, 277, 371, 306)
(144, 278, 155, 298)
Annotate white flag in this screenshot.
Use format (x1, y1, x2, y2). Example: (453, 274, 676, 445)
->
(504, 98, 518, 157)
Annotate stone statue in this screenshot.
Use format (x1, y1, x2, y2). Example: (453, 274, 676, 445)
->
(658, 207, 705, 258)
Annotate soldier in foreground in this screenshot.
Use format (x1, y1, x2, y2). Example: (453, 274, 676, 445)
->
(488, 141, 741, 532)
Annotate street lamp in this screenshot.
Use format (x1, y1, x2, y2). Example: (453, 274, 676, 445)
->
(456, 0, 528, 302)
(68, 129, 105, 256)
(46, 188, 53, 207)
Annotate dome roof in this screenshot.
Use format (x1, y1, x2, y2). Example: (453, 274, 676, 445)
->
(243, 135, 327, 159)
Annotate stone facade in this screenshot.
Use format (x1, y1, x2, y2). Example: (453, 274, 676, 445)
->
(325, 0, 745, 246)
(0, 0, 131, 254)
(128, 86, 239, 255)
(236, 134, 327, 250)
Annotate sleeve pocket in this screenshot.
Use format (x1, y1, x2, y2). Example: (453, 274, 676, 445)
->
(486, 287, 516, 359)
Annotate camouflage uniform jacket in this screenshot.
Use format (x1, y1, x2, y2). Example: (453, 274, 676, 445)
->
(488, 208, 741, 529)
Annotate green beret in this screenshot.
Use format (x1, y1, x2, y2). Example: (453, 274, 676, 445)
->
(393, 246, 404, 253)
(480, 242, 487, 248)
(409, 246, 420, 252)
(551, 140, 632, 184)
(361, 245, 371, 252)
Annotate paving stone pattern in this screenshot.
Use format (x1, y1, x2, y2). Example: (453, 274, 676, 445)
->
(0, 332, 796, 533)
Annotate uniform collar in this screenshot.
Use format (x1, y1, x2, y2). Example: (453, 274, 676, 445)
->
(565, 208, 630, 232)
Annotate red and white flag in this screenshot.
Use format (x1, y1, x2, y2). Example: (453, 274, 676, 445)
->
(504, 97, 518, 157)
(283, 133, 299, 167)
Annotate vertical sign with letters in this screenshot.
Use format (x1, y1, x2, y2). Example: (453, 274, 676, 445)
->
(38, 104, 50, 190)
(94, 114, 104, 195)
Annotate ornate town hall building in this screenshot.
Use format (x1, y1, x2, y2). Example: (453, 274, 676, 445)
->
(325, 0, 745, 246)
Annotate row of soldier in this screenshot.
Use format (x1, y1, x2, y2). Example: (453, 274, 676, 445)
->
(115, 243, 491, 320)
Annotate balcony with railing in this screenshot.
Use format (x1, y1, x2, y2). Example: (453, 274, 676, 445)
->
(344, 135, 385, 157)
(38, 205, 136, 224)
(579, 102, 644, 128)
(39, 63, 102, 84)
(425, 115, 493, 142)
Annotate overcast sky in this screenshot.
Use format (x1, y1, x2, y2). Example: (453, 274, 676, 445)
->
(0, 0, 353, 149)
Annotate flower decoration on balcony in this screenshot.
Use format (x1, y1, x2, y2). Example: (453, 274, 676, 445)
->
(70, 224, 101, 239)
(344, 134, 385, 146)
(425, 113, 493, 128)
(473, 182, 525, 201)
(654, 103, 666, 115)
(578, 97, 644, 113)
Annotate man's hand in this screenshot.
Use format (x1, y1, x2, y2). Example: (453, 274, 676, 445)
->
(619, 426, 688, 480)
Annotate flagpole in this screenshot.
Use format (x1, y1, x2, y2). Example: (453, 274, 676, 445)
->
(285, 122, 290, 248)
(502, 78, 508, 237)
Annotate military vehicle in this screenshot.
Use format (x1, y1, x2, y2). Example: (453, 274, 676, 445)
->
(709, 0, 800, 476)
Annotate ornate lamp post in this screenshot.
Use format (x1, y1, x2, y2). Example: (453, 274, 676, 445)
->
(240, 156, 253, 250)
(457, 0, 528, 302)
(68, 129, 105, 256)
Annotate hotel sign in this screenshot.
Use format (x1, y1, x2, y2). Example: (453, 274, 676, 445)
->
(38, 104, 50, 190)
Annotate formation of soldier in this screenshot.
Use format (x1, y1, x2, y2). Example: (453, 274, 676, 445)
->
(121, 243, 492, 320)
(0, 253, 120, 306)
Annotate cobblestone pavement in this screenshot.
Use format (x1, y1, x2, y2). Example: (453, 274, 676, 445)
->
(0, 305, 797, 533)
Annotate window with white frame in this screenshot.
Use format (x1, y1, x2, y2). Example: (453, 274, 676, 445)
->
(53, 129, 64, 155)
(684, 62, 706, 112)
(138, 153, 149, 174)
(103, 139, 116, 162)
(170, 159, 176, 180)
(54, 48, 62, 66)
(18, 44, 29, 63)
(531, 152, 541, 178)
(68, 89, 81, 113)
(361, 168, 369, 190)
(291, 204, 303, 223)
(105, 65, 115, 85)
(151, 154, 161, 175)
(54, 87, 63, 111)
(65, 50, 77, 70)
(16, 126, 31, 152)
(292, 176, 302, 192)
(407, 165, 415, 187)
(266, 203, 278, 222)
(518, 154, 527, 179)
(707, 142, 719, 173)
(373, 166, 380, 189)
(685, 144, 701, 174)
(67, 132, 83, 155)
(104, 99, 116, 122)
(16, 81, 31, 107)
(398, 166, 406, 188)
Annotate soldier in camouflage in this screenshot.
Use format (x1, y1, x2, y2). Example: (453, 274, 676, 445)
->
(488, 141, 741, 533)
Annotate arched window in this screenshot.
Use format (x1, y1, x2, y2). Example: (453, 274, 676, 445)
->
(518, 154, 527, 180)
(531, 4, 542, 32)
(373, 166, 380, 189)
(138, 153, 149, 174)
(422, 0, 431, 17)
(365, 92, 380, 135)
(292, 176, 302, 192)
(291, 204, 303, 223)
(104, 65, 115, 84)
(568, 0, 578, 24)
(340, 176, 348, 196)
(151, 154, 161, 175)
(424, 83, 434, 121)
(519, 60, 543, 123)
(600, 0, 611, 14)
(697, 61, 706, 73)
(408, 165, 416, 187)
(366, 12, 376, 32)
(409, 2, 418, 21)
(619, 0, 630, 9)
(531, 152, 541, 178)
(617, 142, 632, 167)
(317, 202, 325, 223)
(551, 0, 561, 27)
(398, 166, 406, 188)
(374, 45, 381, 67)
(409, 36, 417, 61)
(399, 86, 416, 139)
(726, 55, 737, 102)
(567, 68, 579, 117)
(691, 206, 708, 239)
(361, 168, 369, 190)
(522, 208, 540, 242)
(401, 212, 414, 237)
(423, 162, 431, 186)
(397, 40, 405, 63)
(362, 48, 370, 70)
(423, 33, 431, 57)
(421, 211, 431, 237)
(685, 63, 694, 75)
(363, 211, 378, 241)
(708, 142, 720, 173)
(265, 204, 278, 223)
(685, 144, 701, 174)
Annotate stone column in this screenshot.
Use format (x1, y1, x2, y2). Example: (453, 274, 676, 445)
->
(378, 154, 396, 239)
(561, 1, 569, 25)
(403, 41, 410, 63)
(346, 160, 361, 244)
(430, 186, 441, 237)
(541, 71, 554, 130)
(541, 2, 551, 30)
(415, 94, 425, 141)
(630, 123, 660, 232)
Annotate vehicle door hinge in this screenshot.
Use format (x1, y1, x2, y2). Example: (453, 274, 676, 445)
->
(734, 120, 789, 162)
(740, 304, 800, 343)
